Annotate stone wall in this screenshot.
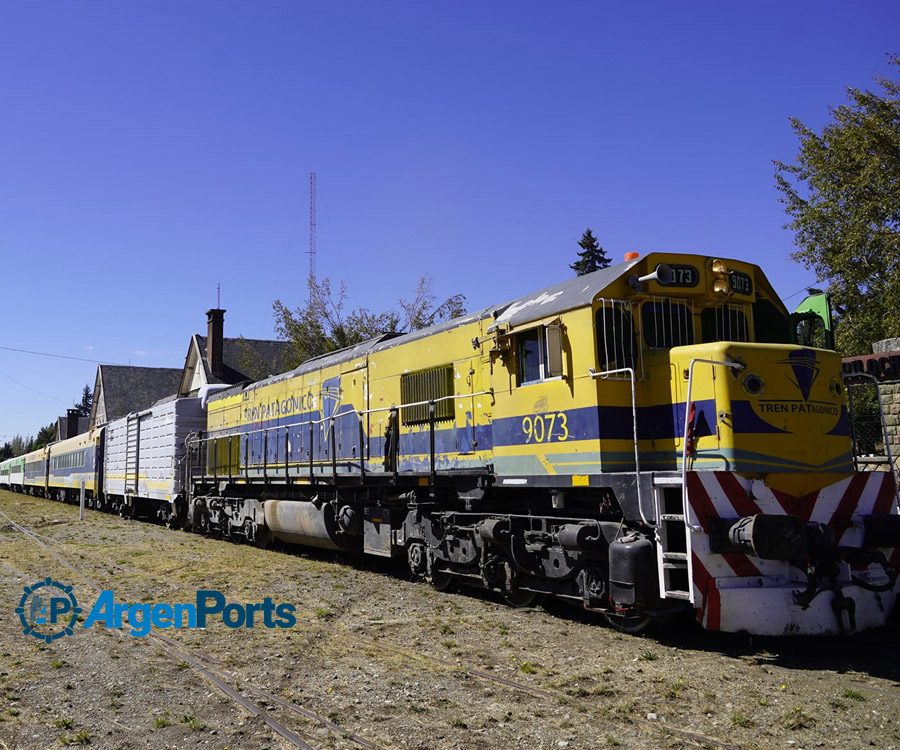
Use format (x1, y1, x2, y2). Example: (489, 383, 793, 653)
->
(847, 341, 900, 483)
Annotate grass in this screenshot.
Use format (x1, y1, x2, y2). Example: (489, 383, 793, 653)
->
(731, 712, 752, 728)
(639, 651, 658, 662)
(519, 661, 537, 674)
(784, 707, 816, 730)
(153, 715, 172, 728)
(179, 715, 206, 730)
(843, 688, 866, 702)
(59, 729, 91, 745)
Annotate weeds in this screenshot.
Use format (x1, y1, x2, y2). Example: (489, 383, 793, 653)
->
(179, 715, 206, 730)
(784, 707, 816, 730)
(59, 729, 91, 745)
(731, 712, 752, 728)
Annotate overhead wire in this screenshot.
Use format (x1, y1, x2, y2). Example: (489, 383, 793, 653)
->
(0, 345, 125, 365)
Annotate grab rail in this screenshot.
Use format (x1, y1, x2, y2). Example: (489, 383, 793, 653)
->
(589, 367, 650, 526)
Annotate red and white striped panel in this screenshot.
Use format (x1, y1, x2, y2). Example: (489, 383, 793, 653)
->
(685, 471, 899, 634)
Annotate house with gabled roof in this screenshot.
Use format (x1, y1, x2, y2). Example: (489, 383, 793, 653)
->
(177, 309, 292, 398)
(89, 365, 183, 428)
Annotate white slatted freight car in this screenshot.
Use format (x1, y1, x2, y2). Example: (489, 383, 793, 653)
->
(103, 396, 206, 523)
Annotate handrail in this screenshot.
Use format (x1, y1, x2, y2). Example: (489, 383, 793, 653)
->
(187, 389, 496, 479)
(589, 367, 649, 526)
(681, 358, 744, 530)
(842, 371, 895, 475)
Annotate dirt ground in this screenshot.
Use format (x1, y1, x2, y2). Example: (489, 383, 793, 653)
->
(1, 490, 899, 750)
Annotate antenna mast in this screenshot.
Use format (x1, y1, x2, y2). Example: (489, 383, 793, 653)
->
(308, 172, 317, 304)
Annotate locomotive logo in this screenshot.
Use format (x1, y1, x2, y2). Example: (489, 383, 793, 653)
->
(777, 348, 820, 402)
(15, 578, 81, 643)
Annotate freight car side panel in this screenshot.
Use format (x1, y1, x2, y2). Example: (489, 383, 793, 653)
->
(105, 398, 205, 502)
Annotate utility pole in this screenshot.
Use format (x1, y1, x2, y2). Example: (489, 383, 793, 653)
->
(308, 172, 317, 305)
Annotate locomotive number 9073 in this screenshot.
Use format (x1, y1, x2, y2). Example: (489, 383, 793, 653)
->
(522, 412, 569, 443)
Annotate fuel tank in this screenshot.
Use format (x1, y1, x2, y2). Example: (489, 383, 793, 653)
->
(263, 500, 343, 550)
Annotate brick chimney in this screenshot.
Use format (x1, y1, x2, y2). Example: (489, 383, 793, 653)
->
(66, 408, 81, 439)
(206, 308, 226, 379)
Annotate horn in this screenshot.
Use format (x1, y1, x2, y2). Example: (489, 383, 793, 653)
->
(628, 263, 673, 290)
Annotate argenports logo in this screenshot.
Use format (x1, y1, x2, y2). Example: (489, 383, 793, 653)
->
(16, 578, 81, 643)
(15, 579, 297, 639)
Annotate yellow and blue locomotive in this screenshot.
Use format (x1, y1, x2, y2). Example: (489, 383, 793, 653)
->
(188, 252, 900, 636)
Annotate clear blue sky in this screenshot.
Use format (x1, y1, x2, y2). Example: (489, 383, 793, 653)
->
(0, 1, 897, 441)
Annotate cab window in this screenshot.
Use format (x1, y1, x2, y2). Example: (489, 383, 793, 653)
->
(596, 302, 637, 372)
(701, 305, 749, 343)
(518, 329, 547, 384)
(642, 300, 694, 349)
(754, 299, 790, 344)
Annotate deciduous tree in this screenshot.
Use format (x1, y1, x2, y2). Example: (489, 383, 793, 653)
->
(274, 275, 466, 369)
(774, 54, 900, 355)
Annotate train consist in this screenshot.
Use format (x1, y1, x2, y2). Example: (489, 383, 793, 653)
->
(3, 252, 899, 636)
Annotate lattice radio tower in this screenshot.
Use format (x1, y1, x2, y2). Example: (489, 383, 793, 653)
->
(307, 172, 317, 304)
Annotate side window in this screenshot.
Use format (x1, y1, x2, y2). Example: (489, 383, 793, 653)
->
(642, 300, 694, 349)
(516, 326, 564, 385)
(518, 330, 545, 384)
(701, 305, 749, 343)
(596, 302, 636, 372)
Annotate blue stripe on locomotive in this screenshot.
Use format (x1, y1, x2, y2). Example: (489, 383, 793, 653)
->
(212, 393, 847, 472)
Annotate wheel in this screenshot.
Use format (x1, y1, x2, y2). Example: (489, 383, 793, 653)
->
(255, 524, 274, 549)
(602, 611, 654, 634)
(501, 589, 543, 608)
(428, 570, 455, 592)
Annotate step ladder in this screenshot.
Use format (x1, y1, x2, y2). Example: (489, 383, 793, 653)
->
(124, 415, 140, 497)
(653, 476, 694, 602)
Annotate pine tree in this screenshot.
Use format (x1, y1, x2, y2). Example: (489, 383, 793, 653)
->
(74, 384, 93, 417)
(570, 229, 611, 276)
